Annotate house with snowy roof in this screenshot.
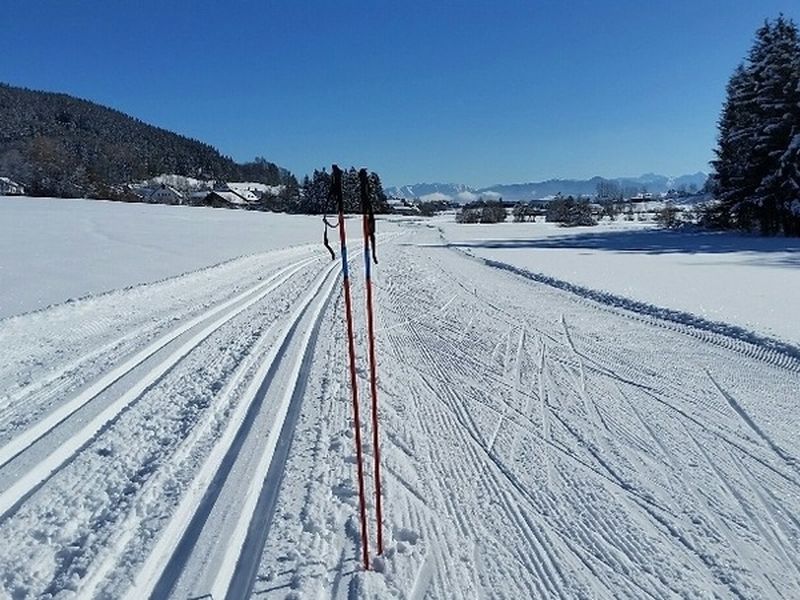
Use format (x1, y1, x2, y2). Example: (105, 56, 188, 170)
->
(0, 177, 25, 196)
(147, 184, 185, 205)
(221, 182, 265, 202)
(201, 190, 253, 209)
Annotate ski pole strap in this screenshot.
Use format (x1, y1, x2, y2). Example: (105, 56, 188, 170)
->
(324, 164, 345, 261)
(322, 216, 336, 260)
(358, 168, 378, 264)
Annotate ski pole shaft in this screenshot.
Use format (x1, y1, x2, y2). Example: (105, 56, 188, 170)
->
(359, 169, 384, 555)
(332, 165, 370, 570)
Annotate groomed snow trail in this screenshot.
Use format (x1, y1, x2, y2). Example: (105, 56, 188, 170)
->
(0, 221, 797, 599)
(0, 242, 340, 598)
(250, 223, 800, 600)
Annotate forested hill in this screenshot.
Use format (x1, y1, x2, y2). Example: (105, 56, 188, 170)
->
(0, 83, 290, 198)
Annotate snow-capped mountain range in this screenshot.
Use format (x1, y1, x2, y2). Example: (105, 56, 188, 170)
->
(385, 172, 709, 203)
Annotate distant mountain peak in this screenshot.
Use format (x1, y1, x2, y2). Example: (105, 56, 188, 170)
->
(387, 172, 708, 202)
(385, 182, 477, 199)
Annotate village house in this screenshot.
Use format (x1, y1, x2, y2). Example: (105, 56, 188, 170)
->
(201, 190, 253, 209)
(629, 192, 654, 202)
(220, 182, 261, 203)
(0, 177, 25, 196)
(147, 184, 185, 205)
(392, 203, 421, 215)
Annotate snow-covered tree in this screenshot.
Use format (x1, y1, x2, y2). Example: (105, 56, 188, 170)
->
(302, 168, 332, 214)
(749, 16, 800, 233)
(711, 64, 759, 229)
(777, 65, 800, 234)
(711, 15, 800, 234)
(296, 167, 390, 215)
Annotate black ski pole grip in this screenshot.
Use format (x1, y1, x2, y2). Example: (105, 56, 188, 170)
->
(358, 168, 378, 264)
(359, 168, 370, 215)
(332, 164, 344, 215)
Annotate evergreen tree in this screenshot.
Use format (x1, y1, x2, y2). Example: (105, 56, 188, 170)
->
(262, 172, 301, 212)
(545, 196, 596, 227)
(711, 65, 759, 228)
(456, 199, 507, 224)
(777, 57, 800, 234)
(297, 166, 390, 215)
(300, 169, 332, 214)
(342, 167, 360, 212)
(367, 171, 391, 213)
(711, 15, 800, 234)
(749, 16, 800, 233)
(779, 130, 800, 235)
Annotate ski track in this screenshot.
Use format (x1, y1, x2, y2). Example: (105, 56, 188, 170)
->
(0, 257, 317, 481)
(0, 245, 319, 438)
(352, 226, 799, 598)
(0, 223, 797, 599)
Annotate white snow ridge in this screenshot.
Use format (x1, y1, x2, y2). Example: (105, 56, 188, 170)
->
(0, 200, 798, 599)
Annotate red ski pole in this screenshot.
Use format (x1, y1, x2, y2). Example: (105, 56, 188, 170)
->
(332, 165, 370, 570)
(359, 169, 384, 555)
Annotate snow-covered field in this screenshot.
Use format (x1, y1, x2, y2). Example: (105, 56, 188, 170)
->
(441, 219, 800, 345)
(0, 196, 327, 318)
(0, 201, 798, 599)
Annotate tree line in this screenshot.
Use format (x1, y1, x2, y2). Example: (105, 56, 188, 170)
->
(261, 167, 391, 214)
(455, 199, 507, 223)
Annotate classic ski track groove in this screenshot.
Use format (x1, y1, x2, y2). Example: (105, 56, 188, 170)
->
(210, 262, 340, 600)
(122, 260, 340, 600)
(0, 256, 316, 471)
(0, 248, 318, 431)
(0, 257, 319, 520)
(76, 259, 334, 598)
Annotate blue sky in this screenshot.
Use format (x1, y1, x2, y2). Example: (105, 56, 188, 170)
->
(2, 1, 797, 187)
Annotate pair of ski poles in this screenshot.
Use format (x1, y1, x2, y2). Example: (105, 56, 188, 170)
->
(324, 165, 384, 570)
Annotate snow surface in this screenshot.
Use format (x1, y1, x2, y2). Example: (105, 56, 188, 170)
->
(0, 203, 798, 599)
(0, 196, 327, 318)
(440, 219, 800, 345)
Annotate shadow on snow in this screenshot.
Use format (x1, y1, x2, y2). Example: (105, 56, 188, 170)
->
(447, 227, 800, 260)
